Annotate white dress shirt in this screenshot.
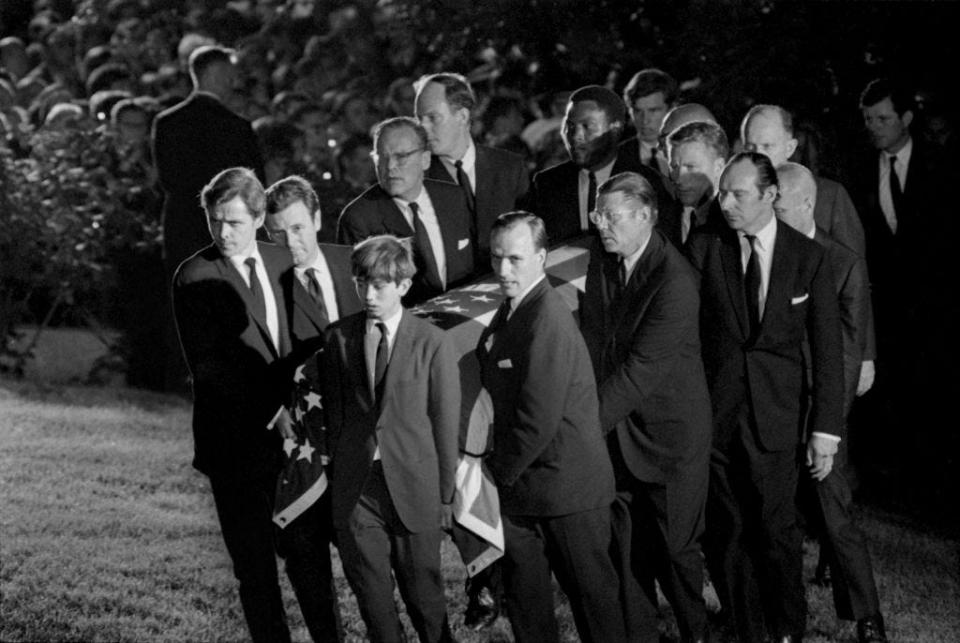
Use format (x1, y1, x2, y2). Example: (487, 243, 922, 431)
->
(878, 136, 912, 234)
(393, 188, 447, 287)
(738, 215, 777, 319)
(440, 137, 477, 193)
(578, 159, 616, 231)
(228, 244, 280, 352)
(294, 250, 340, 322)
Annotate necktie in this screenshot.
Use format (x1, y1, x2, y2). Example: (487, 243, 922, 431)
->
(305, 267, 329, 321)
(647, 149, 659, 170)
(889, 154, 904, 219)
(374, 322, 389, 401)
(245, 257, 266, 321)
(455, 159, 476, 214)
(409, 201, 442, 289)
(586, 171, 598, 230)
(743, 235, 762, 336)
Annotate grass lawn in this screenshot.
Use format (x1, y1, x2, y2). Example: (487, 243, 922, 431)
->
(1, 379, 958, 642)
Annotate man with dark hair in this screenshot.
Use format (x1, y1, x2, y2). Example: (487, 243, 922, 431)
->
(154, 44, 264, 389)
(321, 234, 459, 643)
(581, 171, 712, 642)
(666, 120, 728, 244)
(477, 212, 625, 643)
(776, 162, 888, 643)
(415, 72, 529, 261)
(686, 152, 843, 642)
(337, 116, 477, 304)
(620, 68, 679, 178)
(531, 85, 672, 245)
(172, 167, 295, 643)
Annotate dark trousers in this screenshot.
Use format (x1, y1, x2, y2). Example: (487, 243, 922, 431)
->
(209, 474, 291, 643)
(335, 464, 451, 643)
(704, 412, 805, 643)
(798, 440, 881, 621)
(501, 506, 626, 643)
(275, 494, 341, 642)
(609, 440, 709, 642)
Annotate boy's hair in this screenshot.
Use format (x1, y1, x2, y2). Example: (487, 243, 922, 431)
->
(351, 235, 417, 283)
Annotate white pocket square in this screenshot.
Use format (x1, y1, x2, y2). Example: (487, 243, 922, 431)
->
(458, 238, 470, 250)
(791, 293, 809, 305)
(497, 359, 513, 369)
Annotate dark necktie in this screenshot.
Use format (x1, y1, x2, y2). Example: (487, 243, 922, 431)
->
(305, 267, 329, 322)
(244, 257, 266, 321)
(586, 171, 598, 230)
(374, 322, 389, 401)
(743, 235, 761, 336)
(889, 154, 904, 217)
(455, 159, 476, 214)
(647, 148, 659, 170)
(409, 201, 442, 289)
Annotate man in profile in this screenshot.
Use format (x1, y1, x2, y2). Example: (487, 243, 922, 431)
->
(337, 117, 477, 304)
(172, 167, 294, 643)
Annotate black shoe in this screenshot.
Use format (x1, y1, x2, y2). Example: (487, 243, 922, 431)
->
(857, 614, 888, 643)
(463, 586, 499, 630)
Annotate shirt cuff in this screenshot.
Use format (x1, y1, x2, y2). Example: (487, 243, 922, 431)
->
(812, 431, 841, 443)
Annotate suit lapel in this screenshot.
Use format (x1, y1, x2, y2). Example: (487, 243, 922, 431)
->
(292, 274, 327, 331)
(761, 225, 796, 339)
(719, 229, 751, 340)
(217, 253, 278, 357)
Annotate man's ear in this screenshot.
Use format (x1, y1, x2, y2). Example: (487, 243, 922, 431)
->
(902, 110, 914, 129)
(785, 137, 798, 161)
(397, 278, 412, 296)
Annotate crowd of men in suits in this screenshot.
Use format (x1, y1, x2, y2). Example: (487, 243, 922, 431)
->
(163, 60, 957, 643)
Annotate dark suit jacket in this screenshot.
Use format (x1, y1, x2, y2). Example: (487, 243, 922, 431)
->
(582, 230, 712, 484)
(813, 177, 866, 258)
(813, 228, 873, 418)
(281, 243, 362, 364)
(172, 241, 291, 478)
(685, 221, 843, 451)
(532, 151, 680, 247)
(425, 143, 529, 256)
(337, 181, 478, 304)
(153, 93, 264, 275)
(476, 278, 615, 517)
(322, 310, 460, 533)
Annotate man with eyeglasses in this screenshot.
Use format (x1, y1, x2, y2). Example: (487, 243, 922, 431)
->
(337, 116, 478, 304)
(581, 172, 712, 643)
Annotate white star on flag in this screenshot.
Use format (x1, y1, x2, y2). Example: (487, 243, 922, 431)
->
(443, 305, 467, 313)
(470, 294, 493, 303)
(304, 391, 322, 411)
(432, 297, 456, 305)
(282, 438, 297, 457)
(297, 438, 315, 463)
(294, 365, 306, 383)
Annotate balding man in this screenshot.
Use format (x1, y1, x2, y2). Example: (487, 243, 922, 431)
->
(665, 121, 728, 245)
(531, 85, 673, 245)
(415, 72, 529, 263)
(741, 105, 866, 258)
(659, 103, 718, 144)
(776, 163, 887, 643)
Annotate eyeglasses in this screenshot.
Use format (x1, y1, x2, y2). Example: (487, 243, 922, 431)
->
(588, 209, 629, 226)
(370, 148, 424, 166)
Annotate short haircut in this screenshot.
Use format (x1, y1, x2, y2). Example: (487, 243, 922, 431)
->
(598, 171, 659, 223)
(372, 116, 427, 151)
(351, 234, 417, 283)
(491, 211, 548, 253)
(413, 72, 476, 113)
(188, 45, 235, 88)
(109, 97, 147, 126)
(200, 167, 265, 218)
(726, 151, 779, 194)
(569, 85, 626, 126)
(741, 104, 794, 137)
(859, 78, 916, 117)
(623, 68, 678, 106)
(667, 120, 729, 160)
(265, 175, 320, 219)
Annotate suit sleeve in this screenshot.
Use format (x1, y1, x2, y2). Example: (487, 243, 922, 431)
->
(488, 311, 575, 486)
(598, 272, 699, 432)
(806, 248, 845, 440)
(829, 182, 867, 258)
(337, 206, 363, 245)
(835, 258, 867, 416)
(428, 333, 461, 504)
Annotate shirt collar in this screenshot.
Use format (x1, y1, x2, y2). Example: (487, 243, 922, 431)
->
(391, 185, 427, 212)
(580, 157, 617, 182)
(887, 135, 913, 166)
(227, 241, 261, 269)
(740, 214, 777, 250)
(621, 233, 651, 281)
(510, 274, 546, 312)
(366, 305, 403, 337)
(293, 249, 329, 281)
